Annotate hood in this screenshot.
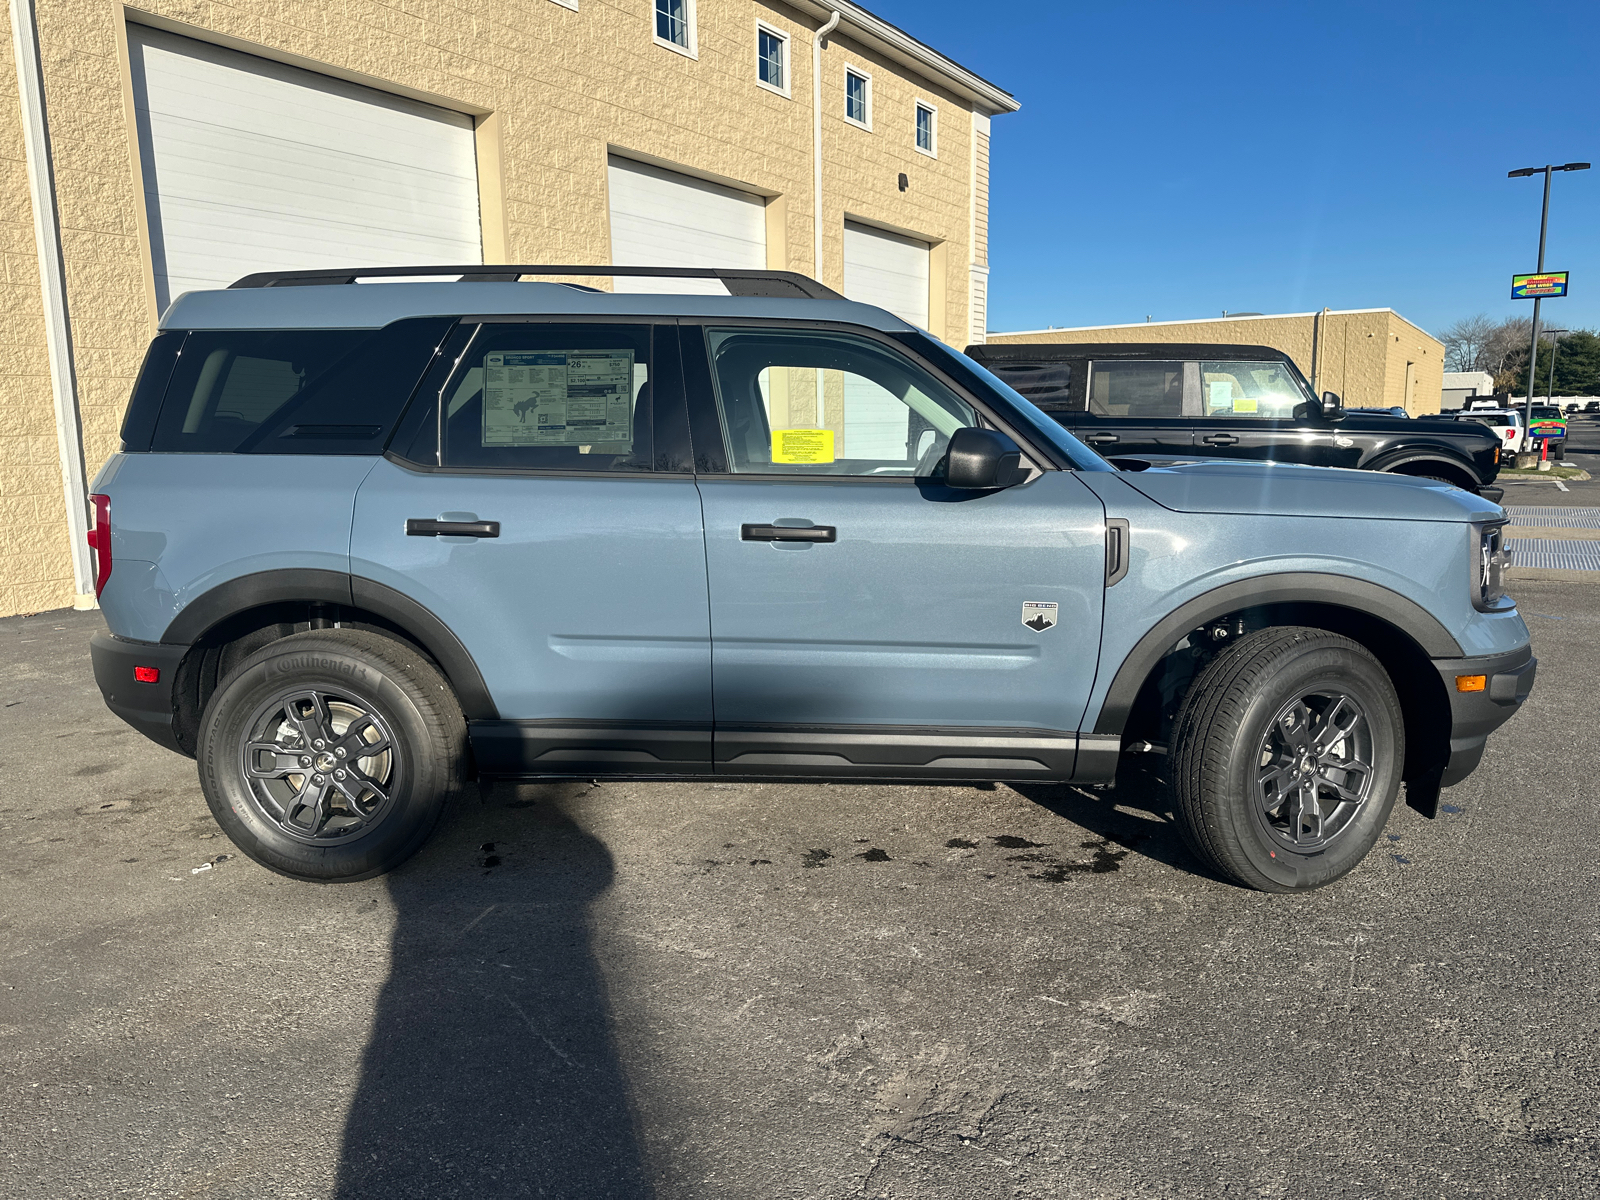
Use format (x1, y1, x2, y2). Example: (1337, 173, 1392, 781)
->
(1114, 458, 1503, 523)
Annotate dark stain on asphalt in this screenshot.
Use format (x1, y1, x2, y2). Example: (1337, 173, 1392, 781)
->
(480, 843, 496, 853)
(1006, 837, 1133, 882)
(855, 847, 891, 862)
(749, 859, 772, 866)
(945, 837, 978, 849)
(73, 764, 113, 777)
(1387, 834, 1402, 842)
(482, 856, 501, 869)
(992, 835, 1048, 849)
(506, 800, 537, 809)
(801, 849, 832, 869)
(1392, 855, 1411, 864)
(1440, 804, 1465, 815)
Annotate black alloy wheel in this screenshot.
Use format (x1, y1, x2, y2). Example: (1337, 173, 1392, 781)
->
(1254, 690, 1373, 854)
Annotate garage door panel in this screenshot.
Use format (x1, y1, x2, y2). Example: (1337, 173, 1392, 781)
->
(607, 157, 765, 295)
(129, 25, 481, 307)
(841, 221, 932, 457)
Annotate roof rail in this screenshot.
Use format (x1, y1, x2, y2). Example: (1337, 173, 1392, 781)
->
(227, 264, 844, 300)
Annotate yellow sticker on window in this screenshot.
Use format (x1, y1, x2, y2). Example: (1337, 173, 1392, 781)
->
(771, 428, 835, 464)
(1233, 397, 1257, 413)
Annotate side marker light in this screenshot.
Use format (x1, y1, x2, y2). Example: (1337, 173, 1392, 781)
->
(134, 666, 160, 684)
(1455, 675, 1487, 693)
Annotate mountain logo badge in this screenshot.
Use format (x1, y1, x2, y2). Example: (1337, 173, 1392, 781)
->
(1021, 601, 1058, 632)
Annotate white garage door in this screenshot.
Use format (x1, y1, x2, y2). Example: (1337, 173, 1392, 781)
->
(128, 26, 482, 308)
(842, 221, 931, 457)
(607, 157, 766, 294)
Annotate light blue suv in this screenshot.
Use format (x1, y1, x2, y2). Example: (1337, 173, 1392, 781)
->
(88, 266, 1536, 891)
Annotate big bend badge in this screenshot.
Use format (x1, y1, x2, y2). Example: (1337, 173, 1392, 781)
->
(1021, 601, 1058, 632)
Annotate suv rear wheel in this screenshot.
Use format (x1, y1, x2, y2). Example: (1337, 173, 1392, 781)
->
(1170, 626, 1403, 892)
(197, 630, 467, 882)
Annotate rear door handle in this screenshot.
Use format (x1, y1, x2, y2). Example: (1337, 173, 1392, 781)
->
(406, 518, 500, 538)
(741, 523, 837, 543)
(1202, 434, 1239, 446)
(1084, 433, 1119, 444)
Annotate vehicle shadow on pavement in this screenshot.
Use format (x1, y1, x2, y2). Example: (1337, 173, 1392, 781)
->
(1010, 758, 1214, 881)
(333, 781, 653, 1199)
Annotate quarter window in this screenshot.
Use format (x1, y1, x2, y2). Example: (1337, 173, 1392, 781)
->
(705, 328, 975, 477)
(654, 0, 695, 54)
(845, 69, 870, 128)
(757, 26, 787, 94)
(1086, 360, 1189, 419)
(915, 103, 936, 155)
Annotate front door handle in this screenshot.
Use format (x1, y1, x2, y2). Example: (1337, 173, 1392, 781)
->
(1084, 433, 1119, 444)
(741, 523, 837, 543)
(406, 518, 501, 538)
(1201, 434, 1240, 446)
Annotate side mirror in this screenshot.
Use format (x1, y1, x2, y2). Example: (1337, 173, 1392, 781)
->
(944, 427, 1026, 489)
(1321, 390, 1345, 422)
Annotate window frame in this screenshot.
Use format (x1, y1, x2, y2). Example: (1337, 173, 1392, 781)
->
(843, 66, 873, 130)
(548, 0, 578, 10)
(914, 100, 937, 157)
(653, 0, 698, 59)
(755, 21, 790, 98)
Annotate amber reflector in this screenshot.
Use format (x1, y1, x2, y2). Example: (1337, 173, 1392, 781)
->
(1455, 675, 1487, 693)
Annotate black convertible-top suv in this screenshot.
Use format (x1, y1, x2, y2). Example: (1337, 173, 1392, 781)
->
(967, 342, 1504, 500)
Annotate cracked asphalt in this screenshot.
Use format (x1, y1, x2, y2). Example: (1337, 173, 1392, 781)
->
(2, 580, 1597, 1199)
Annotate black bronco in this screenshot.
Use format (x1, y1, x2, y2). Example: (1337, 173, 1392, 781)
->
(967, 342, 1504, 500)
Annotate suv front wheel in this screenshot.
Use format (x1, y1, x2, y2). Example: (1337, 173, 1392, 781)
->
(197, 630, 467, 882)
(1170, 626, 1404, 892)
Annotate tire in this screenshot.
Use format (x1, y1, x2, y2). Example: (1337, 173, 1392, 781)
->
(197, 629, 467, 882)
(1170, 626, 1404, 893)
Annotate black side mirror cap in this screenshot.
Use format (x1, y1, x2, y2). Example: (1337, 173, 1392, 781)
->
(1322, 390, 1345, 422)
(945, 427, 1026, 489)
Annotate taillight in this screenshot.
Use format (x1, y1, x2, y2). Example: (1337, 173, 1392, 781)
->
(86, 493, 111, 598)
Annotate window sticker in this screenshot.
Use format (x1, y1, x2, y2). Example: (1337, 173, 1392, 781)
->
(1233, 396, 1258, 414)
(1207, 381, 1232, 410)
(482, 350, 634, 448)
(771, 428, 835, 463)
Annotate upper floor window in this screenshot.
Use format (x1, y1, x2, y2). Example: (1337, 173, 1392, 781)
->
(757, 24, 788, 96)
(654, 0, 696, 57)
(915, 102, 937, 156)
(845, 68, 871, 128)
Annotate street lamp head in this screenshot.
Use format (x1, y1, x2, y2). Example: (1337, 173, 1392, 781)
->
(1507, 167, 1540, 177)
(1557, 162, 1591, 172)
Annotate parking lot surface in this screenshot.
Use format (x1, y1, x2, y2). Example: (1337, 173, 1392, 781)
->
(4, 573, 1596, 1200)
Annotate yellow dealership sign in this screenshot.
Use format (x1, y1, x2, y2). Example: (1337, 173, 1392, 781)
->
(771, 428, 835, 463)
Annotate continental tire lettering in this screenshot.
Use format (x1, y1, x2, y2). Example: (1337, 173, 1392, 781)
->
(272, 655, 372, 680)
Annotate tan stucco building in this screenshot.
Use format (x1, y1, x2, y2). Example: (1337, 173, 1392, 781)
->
(1, 0, 1014, 618)
(989, 308, 1445, 418)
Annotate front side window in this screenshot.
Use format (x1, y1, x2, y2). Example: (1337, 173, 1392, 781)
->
(915, 103, 936, 154)
(655, 0, 691, 50)
(706, 328, 975, 477)
(845, 70, 870, 127)
(413, 323, 654, 472)
(1199, 360, 1315, 420)
(1087, 360, 1188, 418)
(758, 27, 786, 93)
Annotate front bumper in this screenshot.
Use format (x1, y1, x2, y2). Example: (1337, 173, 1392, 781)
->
(1432, 644, 1536, 786)
(90, 633, 188, 755)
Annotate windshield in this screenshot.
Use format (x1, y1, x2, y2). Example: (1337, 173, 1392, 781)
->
(1531, 406, 1564, 420)
(895, 333, 1114, 472)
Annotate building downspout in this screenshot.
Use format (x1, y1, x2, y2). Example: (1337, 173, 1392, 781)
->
(812, 6, 840, 284)
(9, 0, 93, 608)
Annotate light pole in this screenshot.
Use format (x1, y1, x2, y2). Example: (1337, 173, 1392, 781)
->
(1508, 163, 1589, 441)
(1543, 328, 1567, 404)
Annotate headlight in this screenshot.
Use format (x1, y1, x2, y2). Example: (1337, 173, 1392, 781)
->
(1472, 520, 1509, 610)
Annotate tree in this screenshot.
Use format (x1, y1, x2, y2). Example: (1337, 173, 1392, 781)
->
(1441, 314, 1496, 373)
(1514, 328, 1600, 397)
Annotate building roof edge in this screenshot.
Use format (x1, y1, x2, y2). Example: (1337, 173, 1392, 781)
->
(791, 1, 1020, 115)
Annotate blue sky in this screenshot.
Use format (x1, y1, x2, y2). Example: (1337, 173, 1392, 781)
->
(866, 0, 1599, 339)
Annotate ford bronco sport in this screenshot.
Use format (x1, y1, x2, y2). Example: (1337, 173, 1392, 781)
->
(89, 266, 1536, 892)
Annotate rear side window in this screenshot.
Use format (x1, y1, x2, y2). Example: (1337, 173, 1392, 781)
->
(1087, 360, 1188, 418)
(987, 360, 1074, 409)
(149, 319, 452, 453)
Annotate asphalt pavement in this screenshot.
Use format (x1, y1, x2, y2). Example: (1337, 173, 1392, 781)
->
(3, 580, 1597, 1197)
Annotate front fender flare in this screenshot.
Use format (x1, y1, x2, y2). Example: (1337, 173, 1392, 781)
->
(1091, 571, 1462, 736)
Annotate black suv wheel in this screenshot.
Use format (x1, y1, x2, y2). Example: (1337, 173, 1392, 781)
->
(197, 630, 467, 882)
(1170, 626, 1404, 892)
